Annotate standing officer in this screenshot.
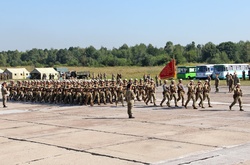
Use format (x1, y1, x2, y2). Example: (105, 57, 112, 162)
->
(126, 83, 135, 118)
(229, 83, 243, 111)
(1, 82, 9, 108)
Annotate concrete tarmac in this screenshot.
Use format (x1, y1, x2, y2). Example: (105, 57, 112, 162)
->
(0, 85, 250, 165)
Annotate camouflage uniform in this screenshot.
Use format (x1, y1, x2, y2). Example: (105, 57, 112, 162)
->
(126, 84, 135, 118)
(184, 80, 197, 109)
(215, 75, 220, 92)
(229, 83, 243, 111)
(160, 80, 170, 107)
(176, 79, 185, 106)
(203, 80, 212, 107)
(228, 75, 233, 93)
(145, 81, 156, 106)
(169, 80, 178, 107)
(116, 82, 124, 106)
(195, 80, 204, 108)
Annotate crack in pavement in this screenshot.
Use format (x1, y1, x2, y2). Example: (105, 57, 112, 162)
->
(177, 155, 220, 165)
(6, 136, 148, 165)
(20, 154, 63, 165)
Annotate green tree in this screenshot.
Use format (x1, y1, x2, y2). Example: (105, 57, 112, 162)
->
(217, 41, 237, 62)
(173, 44, 186, 64)
(242, 41, 250, 62)
(164, 41, 174, 57)
(201, 42, 218, 63)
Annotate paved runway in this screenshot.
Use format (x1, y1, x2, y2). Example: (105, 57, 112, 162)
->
(0, 85, 250, 165)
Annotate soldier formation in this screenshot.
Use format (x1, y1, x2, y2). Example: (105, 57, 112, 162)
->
(2, 74, 244, 112)
(5, 78, 155, 107)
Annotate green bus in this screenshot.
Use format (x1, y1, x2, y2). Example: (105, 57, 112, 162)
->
(177, 66, 196, 79)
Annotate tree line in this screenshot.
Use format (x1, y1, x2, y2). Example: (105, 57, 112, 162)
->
(0, 41, 250, 67)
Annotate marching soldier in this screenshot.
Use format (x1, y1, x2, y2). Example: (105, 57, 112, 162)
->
(203, 80, 212, 108)
(138, 78, 146, 101)
(160, 80, 170, 107)
(85, 87, 94, 106)
(105, 80, 113, 104)
(92, 80, 101, 105)
(110, 81, 118, 103)
(145, 80, 156, 106)
(176, 79, 185, 106)
(229, 83, 243, 111)
(195, 80, 204, 108)
(184, 80, 197, 109)
(99, 80, 107, 105)
(169, 80, 178, 107)
(1, 82, 9, 108)
(133, 79, 141, 101)
(116, 81, 124, 106)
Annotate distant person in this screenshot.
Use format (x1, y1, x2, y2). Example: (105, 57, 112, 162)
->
(248, 68, 250, 80)
(1, 82, 9, 108)
(228, 75, 233, 93)
(229, 83, 243, 111)
(215, 74, 220, 92)
(126, 83, 135, 118)
(155, 75, 159, 87)
(226, 72, 230, 86)
(242, 70, 246, 80)
(207, 75, 211, 86)
(233, 73, 240, 87)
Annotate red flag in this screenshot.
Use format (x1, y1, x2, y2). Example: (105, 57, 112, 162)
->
(159, 59, 176, 79)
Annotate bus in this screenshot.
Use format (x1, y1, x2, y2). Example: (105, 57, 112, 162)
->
(212, 64, 249, 79)
(177, 66, 196, 79)
(196, 64, 214, 79)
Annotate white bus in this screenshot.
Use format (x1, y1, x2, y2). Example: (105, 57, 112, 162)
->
(196, 64, 214, 79)
(212, 64, 249, 79)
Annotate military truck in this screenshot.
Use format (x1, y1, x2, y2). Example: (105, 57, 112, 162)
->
(76, 71, 90, 79)
(65, 71, 90, 79)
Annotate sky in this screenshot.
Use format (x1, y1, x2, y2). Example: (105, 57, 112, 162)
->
(0, 0, 250, 52)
